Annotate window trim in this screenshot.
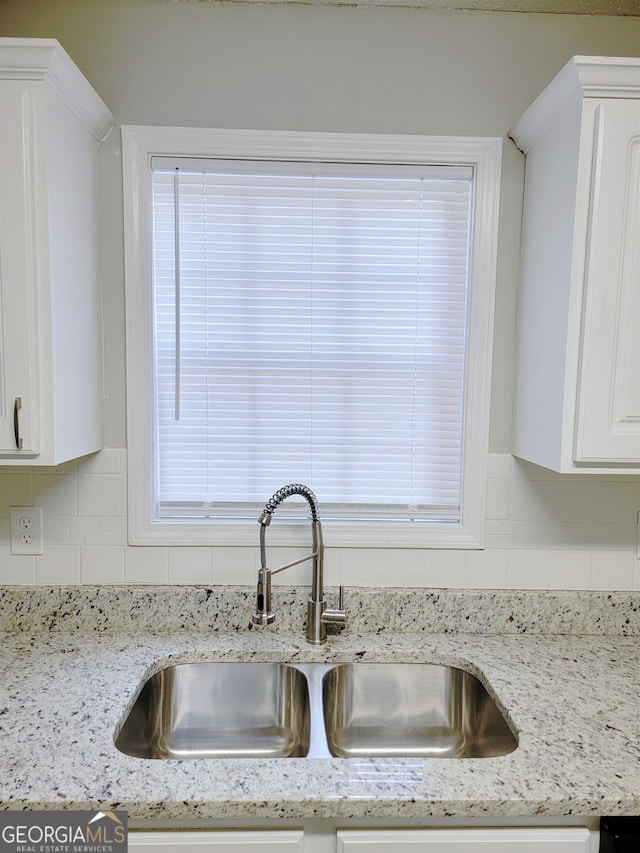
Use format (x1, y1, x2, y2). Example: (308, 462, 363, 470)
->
(122, 126, 502, 548)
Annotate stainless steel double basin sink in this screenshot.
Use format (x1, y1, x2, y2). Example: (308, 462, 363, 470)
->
(115, 661, 517, 760)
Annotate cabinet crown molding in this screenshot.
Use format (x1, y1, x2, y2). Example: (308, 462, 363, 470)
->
(510, 55, 640, 154)
(0, 37, 113, 141)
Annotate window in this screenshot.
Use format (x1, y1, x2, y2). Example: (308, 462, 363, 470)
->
(123, 128, 502, 548)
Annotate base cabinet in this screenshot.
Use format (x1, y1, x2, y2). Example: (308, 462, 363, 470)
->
(129, 830, 305, 851)
(337, 827, 592, 851)
(129, 827, 595, 852)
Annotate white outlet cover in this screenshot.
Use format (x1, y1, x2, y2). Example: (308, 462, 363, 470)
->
(10, 506, 43, 555)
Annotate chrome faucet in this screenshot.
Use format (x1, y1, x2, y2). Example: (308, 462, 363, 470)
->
(252, 484, 346, 644)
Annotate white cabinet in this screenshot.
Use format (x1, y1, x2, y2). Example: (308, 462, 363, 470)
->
(128, 827, 595, 852)
(0, 38, 113, 465)
(336, 827, 592, 851)
(510, 56, 640, 473)
(129, 830, 305, 851)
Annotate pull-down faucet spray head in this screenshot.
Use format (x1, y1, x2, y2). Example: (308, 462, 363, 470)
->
(253, 565, 275, 626)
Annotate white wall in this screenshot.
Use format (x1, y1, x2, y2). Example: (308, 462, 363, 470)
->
(1, 0, 639, 587)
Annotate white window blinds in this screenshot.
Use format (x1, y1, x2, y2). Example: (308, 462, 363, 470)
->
(151, 158, 473, 522)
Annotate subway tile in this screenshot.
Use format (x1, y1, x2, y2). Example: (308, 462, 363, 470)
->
(32, 473, 77, 516)
(426, 549, 467, 588)
(322, 549, 340, 587)
(591, 522, 637, 550)
(212, 547, 258, 584)
(339, 548, 383, 587)
(485, 534, 514, 550)
(548, 550, 592, 589)
(0, 515, 10, 547)
(381, 549, 427, 586)
(465, 548, 508, 589)
(487, 453, 514, 479)
(485, 523, 515, 547)
(0, 547, 36, 584)
(591, 551, 635, 591)
(486, 477, 510, 520)
(552, 481, 599, 523)
(81, 546, 125, 583)
(36, 546, 80, 584)
(77, 474, 122, 517)
(0, 473, 33, 515)
(594, 482, 640, 523)
(168, 547, 213, 584)
(124, 546, 169, 583)
(507, 549, 550, 589)
(508, 477, 556, 523)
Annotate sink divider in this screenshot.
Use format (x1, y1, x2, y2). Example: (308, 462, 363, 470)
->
(291, 663, 334, 759)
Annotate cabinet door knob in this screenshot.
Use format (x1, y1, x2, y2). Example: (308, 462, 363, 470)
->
(13, 397, 23, 449)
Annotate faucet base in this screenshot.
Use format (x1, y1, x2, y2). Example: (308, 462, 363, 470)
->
(307, 597, 328, 644)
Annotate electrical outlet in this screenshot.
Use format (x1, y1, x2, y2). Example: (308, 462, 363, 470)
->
(10, 507, 43, 555)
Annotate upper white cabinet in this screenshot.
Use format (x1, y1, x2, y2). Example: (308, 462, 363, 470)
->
(511, 56, 640, 474)
(0, 38, 113, 465)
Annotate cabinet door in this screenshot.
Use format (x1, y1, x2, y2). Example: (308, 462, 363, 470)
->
(0, 81, 41, 456)
(129, 830, 305, 851)
(337, 827, 591, 851)
(574, 98, 640, 464)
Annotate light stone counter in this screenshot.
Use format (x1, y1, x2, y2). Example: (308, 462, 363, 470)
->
(1, 586, 640, 822)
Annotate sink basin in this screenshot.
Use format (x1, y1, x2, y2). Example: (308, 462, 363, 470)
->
(115, 662, 310, 758)
(116, 661, 516, 760)
(322, 663, 517, 758)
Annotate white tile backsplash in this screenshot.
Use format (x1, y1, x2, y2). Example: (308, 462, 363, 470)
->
(124, 544, 169, 583)
(0, 449, 639, 588)
(35, 545, 80, 584)
(168, 547, 213, 585)
(0, 546, 36, 584)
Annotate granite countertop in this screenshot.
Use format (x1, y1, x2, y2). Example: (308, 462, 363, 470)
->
(2, 586, 640, 822)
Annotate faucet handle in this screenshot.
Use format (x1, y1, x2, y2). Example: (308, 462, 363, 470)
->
(321, 586, 347, 629)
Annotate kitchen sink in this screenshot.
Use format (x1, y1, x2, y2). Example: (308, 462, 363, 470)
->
(115, 661, 516, 760)
(322, 663, 517, 759)
(115, 662, 310, 758)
